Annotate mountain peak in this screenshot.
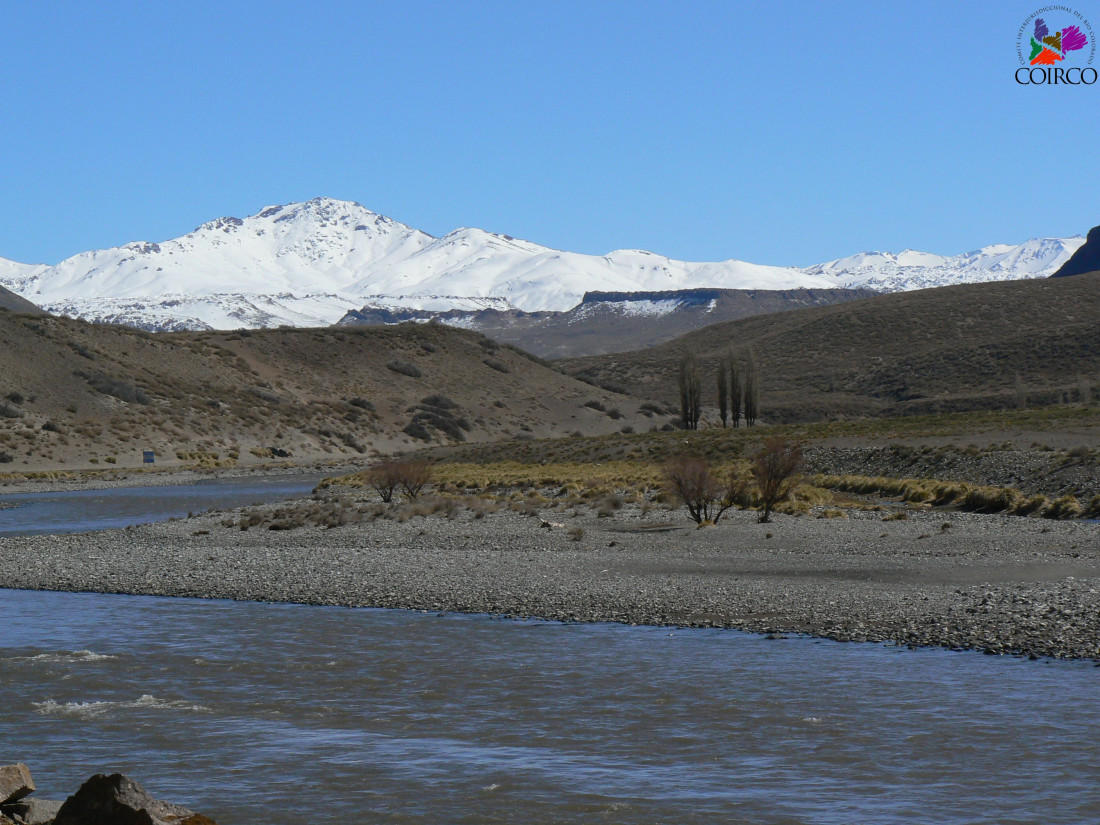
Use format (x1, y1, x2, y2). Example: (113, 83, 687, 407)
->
(0, 201, 1087, 330)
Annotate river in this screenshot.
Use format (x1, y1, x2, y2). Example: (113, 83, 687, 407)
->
(2, 588, 1099, 824)
(1, 481, 1099, 823)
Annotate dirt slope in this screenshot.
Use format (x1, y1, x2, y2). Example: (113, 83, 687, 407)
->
(561, 273, 1100, 422)
(0, 314, 651, 471)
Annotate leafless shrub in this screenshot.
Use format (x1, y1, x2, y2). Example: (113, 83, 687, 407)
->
(751, 437, 803, 523)
(665, 455, 744, 525)
(483, 357, 510, 373)
(367, 461, 402, 502)
(396, 459, 433, 500)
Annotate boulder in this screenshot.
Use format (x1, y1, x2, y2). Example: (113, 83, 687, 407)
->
(1, 797, 64, 824)
(0, 765, 35, 805)
(52, 775, 215, 825)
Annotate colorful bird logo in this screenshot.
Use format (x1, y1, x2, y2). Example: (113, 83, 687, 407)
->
(1030, 17, 1089, 64)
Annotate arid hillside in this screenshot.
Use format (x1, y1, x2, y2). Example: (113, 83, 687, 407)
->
(562, 272, 1100, 423)
(0, 310, 653, 471)
(0, 285, 43, 315)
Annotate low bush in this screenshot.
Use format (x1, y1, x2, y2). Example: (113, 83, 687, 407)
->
(0, 401, 22, 419)
(78, 371, 150, 405)
(483, 357, 510, 374)
(387, 360, 422, 378)
(421, 394, 457, 410)
(248, 386, 281, 404)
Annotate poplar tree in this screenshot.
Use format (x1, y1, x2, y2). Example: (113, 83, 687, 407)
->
(729, 352, 742, 428)
(678, 352, 702, 430)
(744, 349, 759, 427)
(717, 357, 729, 428)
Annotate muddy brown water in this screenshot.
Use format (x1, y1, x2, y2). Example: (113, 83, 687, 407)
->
(2, 589, 1099, 824)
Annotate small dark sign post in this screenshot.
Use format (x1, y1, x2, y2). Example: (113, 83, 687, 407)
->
(143, 451, 156, 465)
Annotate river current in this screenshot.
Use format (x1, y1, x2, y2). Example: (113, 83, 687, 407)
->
(3, 588, 1099, 824)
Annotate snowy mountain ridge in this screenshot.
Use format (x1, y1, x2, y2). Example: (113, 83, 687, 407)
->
(0, 197, 1085, 330)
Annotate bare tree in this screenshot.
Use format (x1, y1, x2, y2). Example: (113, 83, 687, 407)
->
(665, 455, 746, 525)
(743, 349, 759, 427)
(730, 354, 742, 428)
(367, 458, 433, 502)
(366, 461, 402, 503)
(397, 459, 433, 500)
(717, 356, 729, 428)
(678, 352, 702, 430)
(751, 437, 803, 523)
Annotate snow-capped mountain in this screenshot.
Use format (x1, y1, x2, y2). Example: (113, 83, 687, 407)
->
(805, 238, 1082, 292)
(0, 198, 1085, 330)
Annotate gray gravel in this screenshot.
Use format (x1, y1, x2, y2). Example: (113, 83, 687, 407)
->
(2, 501, 1099, 661)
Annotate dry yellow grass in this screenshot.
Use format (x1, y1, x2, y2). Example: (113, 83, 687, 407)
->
(815, 473, 1088, 519)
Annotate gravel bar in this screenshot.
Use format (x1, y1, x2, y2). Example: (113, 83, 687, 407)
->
(2, 503, 1099, 661)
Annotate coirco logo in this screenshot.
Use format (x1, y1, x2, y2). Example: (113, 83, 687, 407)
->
(1016, 6, 1096, 84)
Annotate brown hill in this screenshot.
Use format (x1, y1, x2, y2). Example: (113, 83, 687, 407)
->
(1051, 224, 1100, 278)
(0, 314, 651, 471)
(337, 287, 875, 358)
(561, 273, 1100, 423)
(0, 285, 44, 315)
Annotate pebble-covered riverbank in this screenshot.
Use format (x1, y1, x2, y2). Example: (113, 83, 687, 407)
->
(2, 498, 1098, 661)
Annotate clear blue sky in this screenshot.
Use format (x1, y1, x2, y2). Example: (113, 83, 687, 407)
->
(2, 0, 1097, 267)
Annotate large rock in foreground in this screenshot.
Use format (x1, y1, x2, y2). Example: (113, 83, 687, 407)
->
(2, 797, 63, 824)
(0, 765, 34, 805)
(52, 774, 215, 825)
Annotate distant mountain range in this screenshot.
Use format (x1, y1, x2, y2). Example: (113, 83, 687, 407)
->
(338, 287, 878, 358)
(0, 197, 1086, 332)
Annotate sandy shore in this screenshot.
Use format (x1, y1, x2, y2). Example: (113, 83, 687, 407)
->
(1, 494, 1099, 661)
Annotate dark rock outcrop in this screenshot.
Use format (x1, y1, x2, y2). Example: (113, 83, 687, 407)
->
(1051, 225, 1100, 277)
(52, 774, 215, 825)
